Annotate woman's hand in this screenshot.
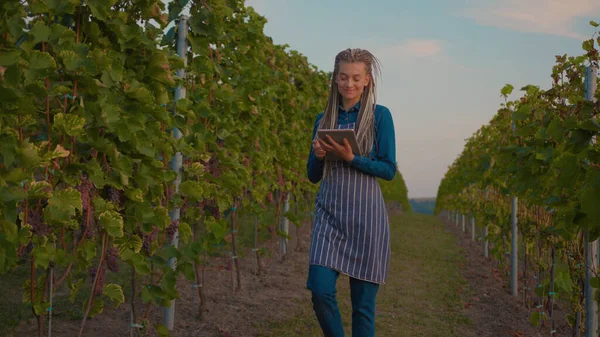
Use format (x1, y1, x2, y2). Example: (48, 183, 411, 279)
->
(313, 139, 326, 160)
(321, 136, 355, 162)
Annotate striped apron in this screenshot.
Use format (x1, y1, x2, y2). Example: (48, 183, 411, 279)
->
(308, 122, 391, 285)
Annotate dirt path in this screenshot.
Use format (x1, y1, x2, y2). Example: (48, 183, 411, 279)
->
(443, 215, 571, 337)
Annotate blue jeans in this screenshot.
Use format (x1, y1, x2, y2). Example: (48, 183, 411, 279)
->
(306, 265, 379, 337)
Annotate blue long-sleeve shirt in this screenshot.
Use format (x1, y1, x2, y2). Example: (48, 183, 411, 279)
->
(307, 103, 397, 183)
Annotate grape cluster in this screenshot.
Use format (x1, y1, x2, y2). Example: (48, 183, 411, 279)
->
(88, 266, 106, 296)
(105, 246, 119, 273)
(203, 199, 220, 218)
(165, 220, 179, 243)
(77, 214, 96, 240)
(78, 174, 93, 211)
(142, 235, 150, 255)
(19, 242, 33, 258)
(180, 202, 188, 218)
(29, 207, 50, 236)
(142, 226, 159, 255)
(108, 187, 121, 206)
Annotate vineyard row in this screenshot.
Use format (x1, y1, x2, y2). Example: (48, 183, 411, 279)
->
(435, 21, 600, 336)
(0, 1, 411, 336)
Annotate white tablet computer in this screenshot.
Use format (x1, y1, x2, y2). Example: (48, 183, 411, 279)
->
(316, 129, 360, 161)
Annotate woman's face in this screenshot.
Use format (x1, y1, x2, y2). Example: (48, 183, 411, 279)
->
(336, 61, 370, 102)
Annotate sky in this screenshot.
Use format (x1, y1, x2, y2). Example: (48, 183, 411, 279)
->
(242, 0, 600, 198)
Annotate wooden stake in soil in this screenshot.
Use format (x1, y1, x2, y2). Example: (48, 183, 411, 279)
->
(193, 220, 207, 319)
(549, 247, 556, 336)
(484, 225, 489, 259)
(523, 235, 527, 307)
(280, 193, 290, 260)
(254, 215, 262, 276)
(130, 265, 136, 337)
(230, 206, 241, 291)
(295, 195, 303, 252)
(47, 261, 54, 337)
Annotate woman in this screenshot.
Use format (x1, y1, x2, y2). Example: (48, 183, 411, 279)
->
(306, 48, 397, 337)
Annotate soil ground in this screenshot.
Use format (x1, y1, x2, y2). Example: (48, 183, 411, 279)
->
(443, 215, 572, 337)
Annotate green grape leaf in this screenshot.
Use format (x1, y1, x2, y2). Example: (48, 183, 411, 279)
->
(31, 240, 54, 269)
(114, 235, 143, 254)
(99, 210, 124, 238)
(580, 170, 600, 224)
(0, 49, 21, 66)
(44, 187, 82, 226)
(28, 50, 57, 70)
(178, 221, 192, 244)
(30, 21, 51, 44)
(27, 181, 52, 199)
(551, 152, 579, 188)
(86, 298, 104, 318)
(530, 311, 542, 326)
(501, 84, 514, 97)
(179, 181, 203, 202)
(125, 188, 144, 203)
(53, 113, 86, 137)
(155, 324, 171, 337)
(102, 284, 125, 307)
(153, 206, 170, 230)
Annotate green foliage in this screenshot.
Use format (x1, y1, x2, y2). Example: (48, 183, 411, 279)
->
(379, 170, 411, 212)
(435, 21, 600, 331)
(0, 0, 329, 334)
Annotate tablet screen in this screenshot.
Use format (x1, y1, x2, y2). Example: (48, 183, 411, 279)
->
(316, 129, 360, 161)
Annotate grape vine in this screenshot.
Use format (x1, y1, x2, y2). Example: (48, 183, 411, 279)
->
(0, 0, 339, 335)
(436, 21, 600, 335)
(379, 171, 411, 213)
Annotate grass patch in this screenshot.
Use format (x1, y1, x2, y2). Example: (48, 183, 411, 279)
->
(257, 212, 472, 336)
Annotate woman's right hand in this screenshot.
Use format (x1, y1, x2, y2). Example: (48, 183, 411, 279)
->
(313, 139, 326, 160)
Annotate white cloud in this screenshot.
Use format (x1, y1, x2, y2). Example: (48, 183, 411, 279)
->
(458, 0, 600, 39)
(369, 38, 485, 77)
(375, 39, 445, 61)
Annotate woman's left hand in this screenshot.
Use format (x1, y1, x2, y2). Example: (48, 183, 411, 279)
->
(321, 136, 355, 162)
